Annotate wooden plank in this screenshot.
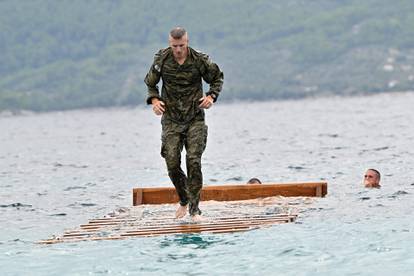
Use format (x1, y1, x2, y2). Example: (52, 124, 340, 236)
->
(87, 214, 296, 224)
(65, 220, 287, 237)
(80, 217, 294, 231)
(54, 214, 297, 242)
(316, 185, 322, 197)
(39, 227, 255, 244)
(88, 214, 295, 224)
(76, 217, 293, 232)
(120, 223, 277, 236)
(133, 188, 143, 205)
(133, 182, 328, 205)
(81, 215, 297, 229)
(38, 236, 125, 244)
(40, 217, 290, 244)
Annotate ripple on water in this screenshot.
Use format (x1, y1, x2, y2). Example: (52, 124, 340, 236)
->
(109, 194, 125, 199)
(368, 243, 394, 253)
(318, 133, 339, 138)
(359, 146, 390, 155)
(388, 190, 409, 199)
(359, 197, 371, 201)
(159, 234, 221, 250)
(264, 206, 284, 214)
(53, 162, 89, 169)
(225, 176, 243, 181)
(63, 186, 87, 191)
(370, 204, 385, 207)
(49, 213, 67, 216)
(287, 165, 306, 170)
(0, 203, 32, 208)
(67, 202, 97, 208)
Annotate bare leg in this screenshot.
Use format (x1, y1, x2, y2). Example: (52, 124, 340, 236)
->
(175, 204, 187, 219)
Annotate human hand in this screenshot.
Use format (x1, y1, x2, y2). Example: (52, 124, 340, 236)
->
(151, 98, 165, 115)
(199, 95, 214, 109)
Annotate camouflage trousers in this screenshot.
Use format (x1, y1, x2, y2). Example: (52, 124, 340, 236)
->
(161, 118, 208, 216)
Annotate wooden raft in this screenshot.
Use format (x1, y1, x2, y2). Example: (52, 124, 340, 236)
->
(133, 182, 327, 205)
(39, 182, 327, 244)
(39, 213, 298, 244)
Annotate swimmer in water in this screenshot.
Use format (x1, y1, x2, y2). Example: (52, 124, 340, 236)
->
(363, 168, 381, 188)
(246, 178, 262, 184)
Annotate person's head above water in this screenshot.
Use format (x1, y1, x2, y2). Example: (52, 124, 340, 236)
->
(364, 169, 381, 188)
(247, 178, 262, 185)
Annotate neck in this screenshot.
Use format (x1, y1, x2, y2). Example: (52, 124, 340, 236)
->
(176, 56, 186, 65)
(174, 48, 188, 65)
(365, 183, 381, 188)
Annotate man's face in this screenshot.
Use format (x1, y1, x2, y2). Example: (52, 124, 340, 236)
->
(169, 34, 188, 60)
(364, 170, 380, 187)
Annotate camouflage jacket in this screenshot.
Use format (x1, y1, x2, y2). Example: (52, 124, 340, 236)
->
(144, 47, 223, 123)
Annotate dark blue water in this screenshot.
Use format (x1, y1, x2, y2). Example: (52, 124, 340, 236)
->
(1, 92, 414, 275)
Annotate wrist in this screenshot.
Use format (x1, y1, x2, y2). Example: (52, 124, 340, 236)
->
(207, 92, 218, 102)
(151, 98, 159, 105)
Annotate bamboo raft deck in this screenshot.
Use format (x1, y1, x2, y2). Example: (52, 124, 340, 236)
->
(39, 182, 327, 244)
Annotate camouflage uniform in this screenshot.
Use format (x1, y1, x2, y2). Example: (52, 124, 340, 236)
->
(145, 47, 223, 215)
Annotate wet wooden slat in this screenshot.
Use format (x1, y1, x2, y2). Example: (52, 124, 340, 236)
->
(71, 217, 293, 234)
(39, 227, 256, 244)
(39, 213, 297, 244)
(121, 225, 258, 236)
(123, 220, 286, 234)
(85, 214, 296, 226)
(78, 216, 297, 231)
(64, 221, 283, 237)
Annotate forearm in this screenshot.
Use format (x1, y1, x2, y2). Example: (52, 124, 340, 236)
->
(144, 70, 161, 105)
(146, 88, 161, 105)
(206, 69, 223, 102)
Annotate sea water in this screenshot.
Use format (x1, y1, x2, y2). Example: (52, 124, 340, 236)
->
(1, 92, 413, 275)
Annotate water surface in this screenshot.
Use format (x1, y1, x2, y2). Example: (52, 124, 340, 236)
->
(1, 92, 414, 275)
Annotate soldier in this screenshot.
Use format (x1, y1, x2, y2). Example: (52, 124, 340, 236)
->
(144, 27, 223, 222)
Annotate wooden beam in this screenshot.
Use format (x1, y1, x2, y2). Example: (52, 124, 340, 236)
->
(316, 185, 322, 197)
(133, 182, 327, 205)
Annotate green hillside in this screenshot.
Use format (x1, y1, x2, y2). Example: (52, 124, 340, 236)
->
(1, 0, 414, 111)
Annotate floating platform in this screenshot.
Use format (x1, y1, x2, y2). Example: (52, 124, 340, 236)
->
(39, 182, 328, 244)
(133, 182, 327, 205)
(39, 212, 298, 244)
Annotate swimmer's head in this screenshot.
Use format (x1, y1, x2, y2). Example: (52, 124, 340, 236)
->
(247, 178, 262, 185)
(364, 168, 381, 188)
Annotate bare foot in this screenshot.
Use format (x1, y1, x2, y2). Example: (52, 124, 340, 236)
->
(175, 205, 187, 219)
(190, 214, 203, 222)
